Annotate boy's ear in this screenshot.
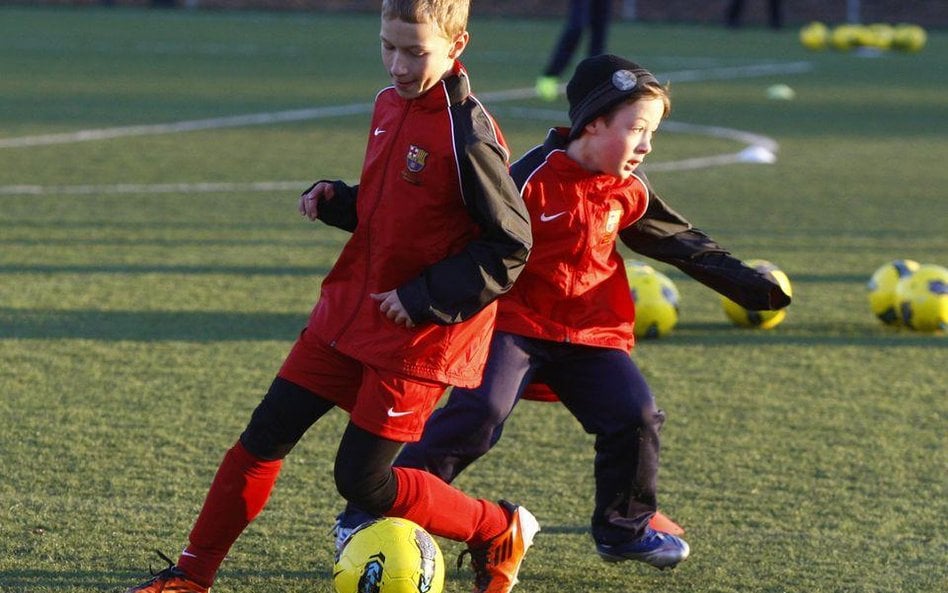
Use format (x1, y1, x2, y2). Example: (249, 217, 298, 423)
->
(448, 31, 470, 60)
(585, 116, 606, 137)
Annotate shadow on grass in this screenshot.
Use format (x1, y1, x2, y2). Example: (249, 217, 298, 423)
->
(637, 321, 945, 348)
(0, 568, 326, 592)
(1, 310, 942, 346)
(0, 308, 305, 341)
(662, 270, 877, 284)
(0, 264, 327, 276)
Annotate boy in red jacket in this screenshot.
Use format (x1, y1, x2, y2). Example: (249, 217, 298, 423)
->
(124, 2, 535, 593)
(336, 54, 792, 570)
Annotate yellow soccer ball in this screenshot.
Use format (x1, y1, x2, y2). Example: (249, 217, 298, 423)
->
(865, 23, 895, 50)
(894, 264, 948, 332)
(720, 259, 792, 329)
(830, 24, 860, 51)
(625, 258, 657, 276)
(891, 23, 927, 52)
(334, 518, 445, 593)
(628, 264, 680, 339)
(799, 21, 829, 51)
(866, 259, 920, 325)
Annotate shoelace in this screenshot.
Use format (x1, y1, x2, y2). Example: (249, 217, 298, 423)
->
(145, 549, 178, 580)
(137, 549, 176, 583)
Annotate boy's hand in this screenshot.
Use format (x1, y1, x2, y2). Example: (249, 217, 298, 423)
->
(371, 290, 415, 328)
(299, 181, 334, 221)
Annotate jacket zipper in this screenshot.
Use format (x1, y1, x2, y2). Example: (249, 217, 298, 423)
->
(330, 98, 413, 347)
(562, 182, 593, 344)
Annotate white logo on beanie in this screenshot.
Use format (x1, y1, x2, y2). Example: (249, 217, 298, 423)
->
(612, 69, 637, 91)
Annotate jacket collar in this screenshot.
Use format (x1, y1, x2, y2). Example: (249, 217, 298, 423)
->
(408, 60, 470, 110)
(542, 127, 571, 153)
(442, 60, 471, 105)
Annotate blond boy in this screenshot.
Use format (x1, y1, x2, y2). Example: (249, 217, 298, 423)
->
(125, 2, 536, 592)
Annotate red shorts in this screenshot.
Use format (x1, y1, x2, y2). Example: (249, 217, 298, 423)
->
(277, 329, 446, 442)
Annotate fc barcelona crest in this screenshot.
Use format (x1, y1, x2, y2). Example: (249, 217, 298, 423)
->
(605, 208, 622, 234)
(406, 145, 429, 172)
(402, 144, 429, 184)
(601, 207, 622, 243)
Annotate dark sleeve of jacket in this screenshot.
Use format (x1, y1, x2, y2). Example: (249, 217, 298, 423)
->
(300, 180, 359, 232)
(398, 140, 533, 325)
(620, 175, 791, 311)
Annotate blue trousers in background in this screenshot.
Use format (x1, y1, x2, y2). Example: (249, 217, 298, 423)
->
(542, 0, 613, 77)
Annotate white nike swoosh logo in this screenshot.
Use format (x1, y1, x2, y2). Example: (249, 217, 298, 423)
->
(374, 127, 386, 136)
(387, 407, 414, 417)
(181, 551, 198, 559)
(540, 211, 566, 222)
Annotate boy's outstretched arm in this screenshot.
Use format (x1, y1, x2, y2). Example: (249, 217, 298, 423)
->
(398, 140, 532, 325)
(620, 185, 790, 311)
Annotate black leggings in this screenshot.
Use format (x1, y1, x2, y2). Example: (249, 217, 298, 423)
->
(239, 376, 403, 514)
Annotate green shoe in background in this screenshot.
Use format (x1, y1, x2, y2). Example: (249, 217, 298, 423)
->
(535, 75, 559, 101)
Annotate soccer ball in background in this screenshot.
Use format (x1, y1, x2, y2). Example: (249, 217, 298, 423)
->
(863, 23, 895, 50)
(829, 24, 861, 51)
(334, 518, 445, 593)
(627, 261, 680, 339)
(894, 264, 948, 332)
(866, 259, 920, 325)
(799, 21, 829, 50)
(624, 259, 656, 276)
(720, 259, 792, 329)
(891, 23, 927, 52)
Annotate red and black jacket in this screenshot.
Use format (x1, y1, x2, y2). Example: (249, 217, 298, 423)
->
(500, 127, 790, 352)
(308, 62, 531, 388)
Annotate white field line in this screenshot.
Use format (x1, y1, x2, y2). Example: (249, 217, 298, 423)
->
(0, 117, 779, 196)
(0, 61, 810, 149)
(0, 103, 374, 149)
(494, 109, 780, 172)
(0, 181, 310, 196)
(0, 61, 802, 195)
(0, 124, 776, 196)
(479, 60, 813, 103)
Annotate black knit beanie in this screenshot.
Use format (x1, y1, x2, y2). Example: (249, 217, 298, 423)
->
(567, 54, 660, 139)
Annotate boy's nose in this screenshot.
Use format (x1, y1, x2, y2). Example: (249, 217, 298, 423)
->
(390, 54, 408, 76)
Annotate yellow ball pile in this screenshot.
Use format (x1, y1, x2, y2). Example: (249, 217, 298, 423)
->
(800, 22, 927, 53)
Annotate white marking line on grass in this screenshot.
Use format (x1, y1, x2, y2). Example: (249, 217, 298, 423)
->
(659, 60, 812, 82)
(0, 181, 311, 196)
(0, 103, 374, 149)
(479, 60, 813, 103)
(647, 122, 779, 171)
(0, 61, 811, 149)
(0, 118, 780, 196)
(496, 108, 780, 172)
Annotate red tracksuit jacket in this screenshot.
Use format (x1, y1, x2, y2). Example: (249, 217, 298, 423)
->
(497, 131, 647, 351)
(309, 62, 531, 388)
(501, 127, 791, 352)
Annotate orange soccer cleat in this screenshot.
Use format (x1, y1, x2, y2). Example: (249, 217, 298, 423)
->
(460, 501, 541, 593)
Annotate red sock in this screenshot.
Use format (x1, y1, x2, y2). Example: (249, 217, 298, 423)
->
(386, 467, 509, 547)
(177, 441, 282, 587)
